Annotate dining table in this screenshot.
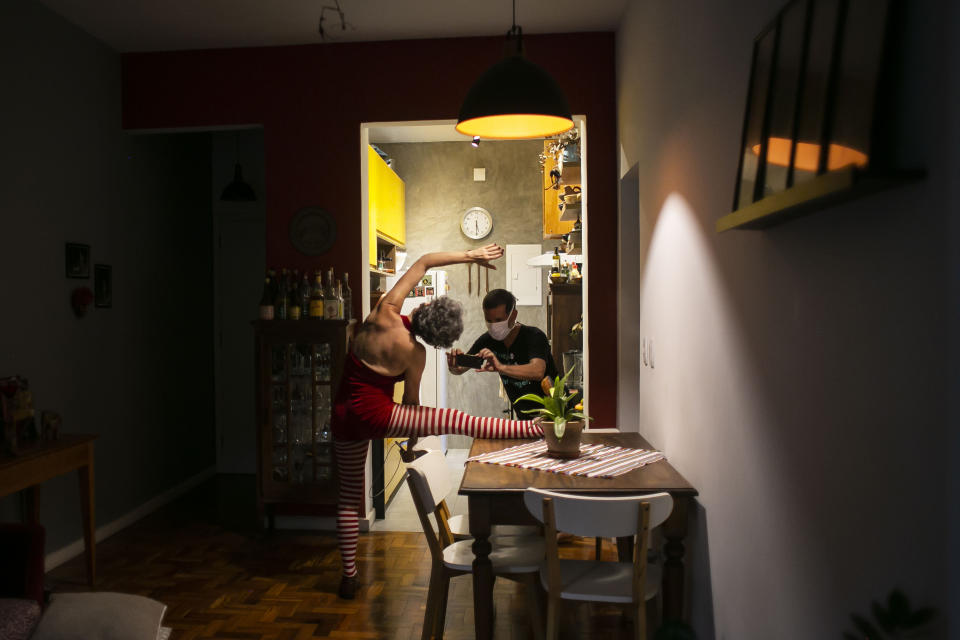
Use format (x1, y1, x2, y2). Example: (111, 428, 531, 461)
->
(459, 432, 698, 640)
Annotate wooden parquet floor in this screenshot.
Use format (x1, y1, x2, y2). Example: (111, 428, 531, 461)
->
(46, 475, 648, 639)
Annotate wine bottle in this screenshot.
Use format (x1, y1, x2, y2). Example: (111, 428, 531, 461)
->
(289, 269, 302, 320)
(323, 267, 339, 319)
(274, 268, 289, 320)
(267, 268, 278, 302)
(342, 273, 353, 321)
(300, 272, 311, 318)
(309, 271, 324, 318)
(552, 247, 561, 272)
(259, 276, 275, 320)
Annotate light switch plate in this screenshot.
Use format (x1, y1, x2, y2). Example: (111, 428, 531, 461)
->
(473, 168, 486, 181)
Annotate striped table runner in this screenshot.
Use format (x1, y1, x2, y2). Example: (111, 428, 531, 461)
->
(467, 440, 665, 478)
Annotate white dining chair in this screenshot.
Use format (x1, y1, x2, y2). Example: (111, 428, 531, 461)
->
(407, 451, 545, 640)
(407, 436, 539, 541)
(523, 487, 674, 640)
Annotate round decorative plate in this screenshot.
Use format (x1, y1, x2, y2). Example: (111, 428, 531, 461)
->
(289, 207, 337, 256)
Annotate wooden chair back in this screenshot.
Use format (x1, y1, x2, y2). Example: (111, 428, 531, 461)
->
(405, 450, 457, 551)
(523, 488, 673, 538)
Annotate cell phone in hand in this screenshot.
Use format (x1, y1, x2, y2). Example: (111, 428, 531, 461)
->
(455, 353, 486, 369)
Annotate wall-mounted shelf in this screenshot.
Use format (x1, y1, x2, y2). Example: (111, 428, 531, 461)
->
(559, 203, 581, 221)
(716, 167, 925, 232)
(376, 232, 404, 248)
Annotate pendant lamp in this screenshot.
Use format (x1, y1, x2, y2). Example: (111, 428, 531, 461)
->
(220, 134, 256, 202)
(456, 1, 574, 140)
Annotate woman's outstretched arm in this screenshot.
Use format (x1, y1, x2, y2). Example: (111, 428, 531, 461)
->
(379, 244, 503, 311)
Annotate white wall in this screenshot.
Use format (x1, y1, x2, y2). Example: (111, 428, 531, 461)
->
(0, 0, 215, 550)
(617, 0, 954, 637)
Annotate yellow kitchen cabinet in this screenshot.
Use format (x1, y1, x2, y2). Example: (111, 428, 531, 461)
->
(542, 140, 577, 239)
(368, 145, 406, 249)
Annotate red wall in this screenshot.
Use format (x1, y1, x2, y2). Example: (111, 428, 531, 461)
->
(122, 33, 619, 427)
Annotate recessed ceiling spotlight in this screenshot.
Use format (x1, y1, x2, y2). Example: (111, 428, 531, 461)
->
(472, 136, 481, 148)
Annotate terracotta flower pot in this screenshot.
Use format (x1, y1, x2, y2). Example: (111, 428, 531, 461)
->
(542, 420, 584, 459)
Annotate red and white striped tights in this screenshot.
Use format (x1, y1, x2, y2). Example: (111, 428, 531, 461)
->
(334, 404, 542, 578)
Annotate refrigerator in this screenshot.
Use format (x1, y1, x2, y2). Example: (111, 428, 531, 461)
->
(385, 269, 449, 451)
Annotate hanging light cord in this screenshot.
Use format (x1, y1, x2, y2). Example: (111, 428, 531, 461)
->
(506, 0, 523, 55)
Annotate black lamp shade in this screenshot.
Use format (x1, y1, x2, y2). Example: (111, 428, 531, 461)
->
(220, 163, 256, 202)
(456, 55, 574, 139)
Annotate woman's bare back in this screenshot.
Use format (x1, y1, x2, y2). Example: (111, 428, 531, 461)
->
(351, 306, 420, 377)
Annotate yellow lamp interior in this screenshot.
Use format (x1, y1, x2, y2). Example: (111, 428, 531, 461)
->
(456, 114, 574, 140)
(752, 136, 869, 172)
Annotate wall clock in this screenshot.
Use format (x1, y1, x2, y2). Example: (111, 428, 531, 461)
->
(289, 207, 337, 256)
(460, 207, 493, 240)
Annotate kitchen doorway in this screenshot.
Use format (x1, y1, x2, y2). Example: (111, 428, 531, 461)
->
(359, 119, 589, 415)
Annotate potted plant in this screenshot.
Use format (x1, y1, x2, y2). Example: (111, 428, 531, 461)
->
(515, 368, 590, 459)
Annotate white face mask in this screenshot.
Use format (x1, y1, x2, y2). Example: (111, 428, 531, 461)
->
(486, 319, 512, 341)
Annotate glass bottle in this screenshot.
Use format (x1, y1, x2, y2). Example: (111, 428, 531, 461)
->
(258, 276, 274, 320)
(336, 279, 344, 320)
(267, 268, 278, 302)
(342, 272, 353, 321)
(289, 270, 302, 320)
(323, 268, 339, 319)
(552, 247, 561, 271)
(274, 268, 289, 320)
(309, 271, 324, 318)
(300, 272, 311, 318)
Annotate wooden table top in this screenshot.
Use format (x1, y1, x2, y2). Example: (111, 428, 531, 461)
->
(0, 434, 97, 471)
(460, 433, 698, 497)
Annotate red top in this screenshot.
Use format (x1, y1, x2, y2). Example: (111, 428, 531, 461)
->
(331, 315, 412, 440)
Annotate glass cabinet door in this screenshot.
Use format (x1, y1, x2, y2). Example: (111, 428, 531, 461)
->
(267, 340, 335, 487)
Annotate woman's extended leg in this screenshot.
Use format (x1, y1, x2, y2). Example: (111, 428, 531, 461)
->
(384, 405, 543, 439)
(333, 405, 541, 598)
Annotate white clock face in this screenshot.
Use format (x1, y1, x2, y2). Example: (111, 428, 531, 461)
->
(460, 207, 493, 240)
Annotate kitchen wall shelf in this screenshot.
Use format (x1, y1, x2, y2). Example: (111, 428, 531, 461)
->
(559, 203, 581, 222)
(716, 167, 925, 232)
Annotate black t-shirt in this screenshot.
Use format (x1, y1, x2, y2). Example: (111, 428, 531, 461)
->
(468, 325, 558, 418)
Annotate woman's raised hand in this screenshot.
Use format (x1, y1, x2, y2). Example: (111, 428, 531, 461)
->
(467, 243, 504, 268)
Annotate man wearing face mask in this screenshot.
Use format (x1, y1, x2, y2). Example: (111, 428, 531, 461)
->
(446, 289, 558, 418)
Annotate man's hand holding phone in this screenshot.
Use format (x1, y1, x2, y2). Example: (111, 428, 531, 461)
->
(447, 348, 484, 373)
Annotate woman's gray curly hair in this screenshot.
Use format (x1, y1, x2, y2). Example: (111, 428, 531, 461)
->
(410, 296, 463, 349)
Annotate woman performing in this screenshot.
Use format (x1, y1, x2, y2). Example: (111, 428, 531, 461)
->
(331, 244, 543, 599)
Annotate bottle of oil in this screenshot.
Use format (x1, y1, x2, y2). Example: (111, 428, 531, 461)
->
(309, 270, 324, 318)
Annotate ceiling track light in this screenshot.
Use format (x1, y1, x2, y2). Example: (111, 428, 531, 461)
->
(456, 0, 574, 140)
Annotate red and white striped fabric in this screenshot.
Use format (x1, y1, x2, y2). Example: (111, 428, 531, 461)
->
(466, 441, 665, 478)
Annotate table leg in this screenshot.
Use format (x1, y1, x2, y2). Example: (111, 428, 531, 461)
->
(469, 495, 494, 640)
(662, 496, 689, 621)
(78, 456, 96, 587)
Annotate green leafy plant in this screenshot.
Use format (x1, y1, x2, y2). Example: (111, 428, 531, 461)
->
(843, 589, 937, 640)
(515, 367, 590, 438)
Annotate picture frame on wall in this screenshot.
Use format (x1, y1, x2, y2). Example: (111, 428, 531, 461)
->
(94, 264, 112, 308)
(65, 243, 90, 279)
(730, 0, 893, 217)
